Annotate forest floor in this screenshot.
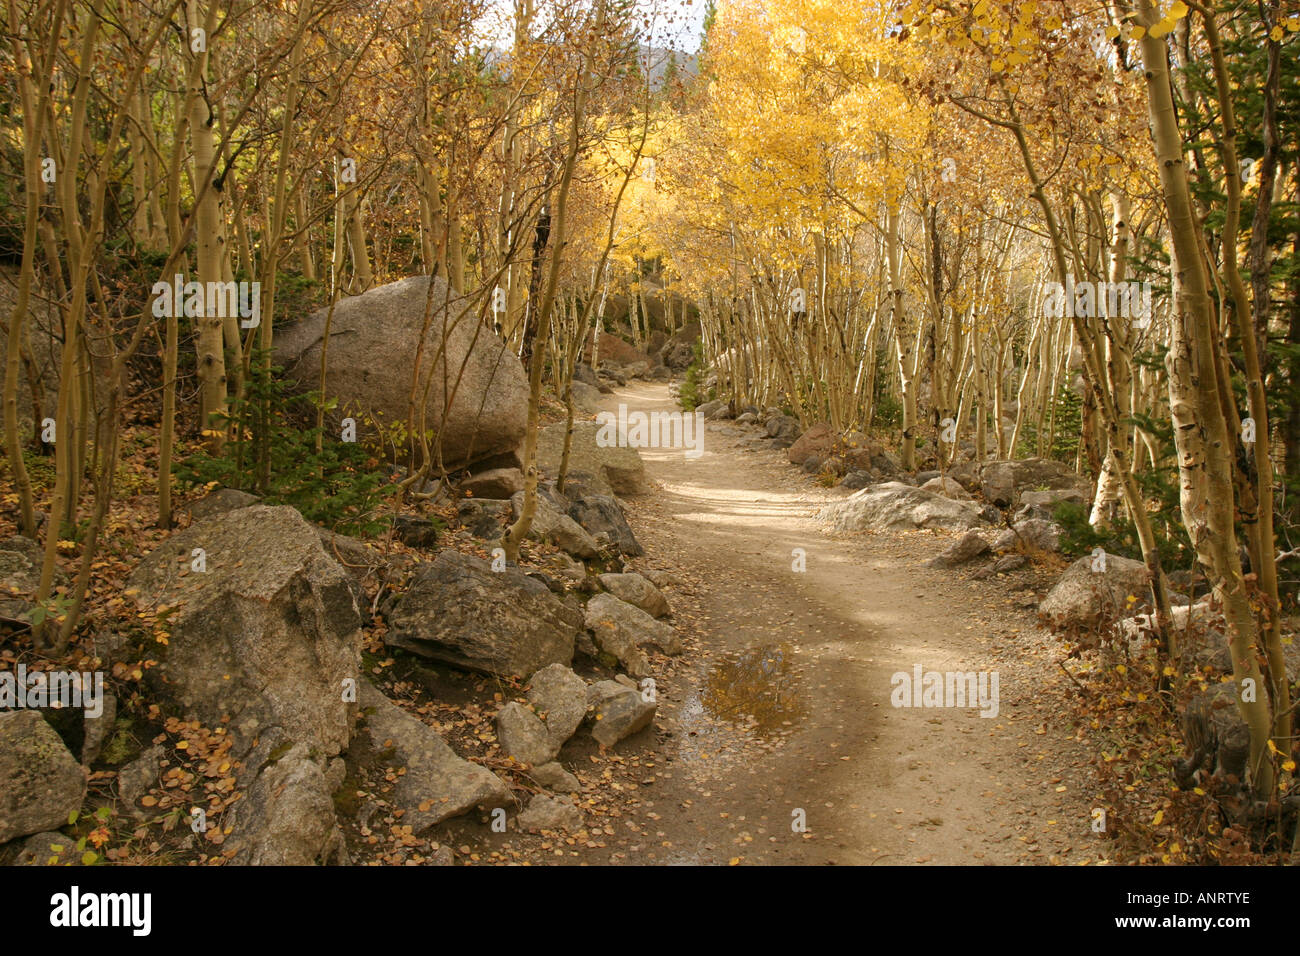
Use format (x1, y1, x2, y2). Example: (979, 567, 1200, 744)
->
(455, 381, 1115, 865)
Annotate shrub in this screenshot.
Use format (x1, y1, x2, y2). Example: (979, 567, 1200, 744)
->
(678, 340, 705, 412)
(1016, 381, 1083, 463)
(174, 353, 390, 536)
(1054, 415, 1192, 570)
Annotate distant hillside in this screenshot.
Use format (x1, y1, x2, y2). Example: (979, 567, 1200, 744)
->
(480, 42, 697, 91)
(636, 44, 699, 90)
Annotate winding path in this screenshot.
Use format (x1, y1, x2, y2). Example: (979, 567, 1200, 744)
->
(603, 381, 1096, 865)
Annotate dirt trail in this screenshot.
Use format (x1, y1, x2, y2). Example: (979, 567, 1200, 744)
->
(599, 381, 1101, 865)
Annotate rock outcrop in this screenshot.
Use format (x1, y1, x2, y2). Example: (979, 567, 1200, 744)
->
(273, 274, 528, 468)
(127, 505, 363, 758)
(385, 549, 581, 680)
(821, 482, 991, 533)
(0, 711, 86, 844)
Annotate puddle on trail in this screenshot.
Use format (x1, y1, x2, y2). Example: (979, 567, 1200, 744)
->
(698, 642, 806, 738)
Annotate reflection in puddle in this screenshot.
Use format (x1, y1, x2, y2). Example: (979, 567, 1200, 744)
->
(700, 643, 805, 737)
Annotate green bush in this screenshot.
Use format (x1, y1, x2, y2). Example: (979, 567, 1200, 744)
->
(175, 353, 390, 536)
(678, 340, 705, 412)
(1016, 381, 1083, 464)
(871, 390, 902, 430)
(1054, 413, 1192, 570)
(869, 349, 901, 429)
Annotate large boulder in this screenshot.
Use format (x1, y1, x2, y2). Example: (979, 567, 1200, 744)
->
(457, 499, 511, 539)
(971, 553, 1029, 579)
(461, 468, 524, 500)
(662, 340, 696, 371)
(926, 532, 990, 569)
(495, 703, 554, 767)
(584, 592, 680, 678)
(598, 572, 669, 618)
(585, 592, 680, 655)
(0, 711, 86, 844)
(392, 515, 439, 546)
(517, 793, 584, 833)
(568, 495, 643, 557)
(1006, 457, 1087, 490)
(596, 332, 649, 367)
(1019, 488, 1087, 511)
(357, 682, 510, 830)
(273, 274, 528, 468)
(1111, 601, 1300, 683)
(526, 664, 590, 745)
(570, 381, 605, 415)
(496, 664, 589, 766)
(919, 476, 972, 499)
(184, 488, 260, 522)
(980, 462, 1017, 507)
(127, 505, 362, 757)
(764, 414, 801, 446)
(820, 482, 991, 533)
(660, 323, 701, 371)
(869, 450, 903, 477)
(992, 518, 1062, 554)
(586, 679, 656, 748)
(510, 491, 599, 559)
(642, 568, 685, 590)
(1038, 553, 1150, 631)
(946, 460, 981, 493)
(532, 761, 581, 793)
(978, 459, 1090, 508)
(662, 340, 695, 371)
(384, 549, 580, 680)
(537, 421, 648, 497)
(787, 424, 835, 465)
(842, 436, 885, 472)
(226, 743, 346, 865)
(393, 513, 439, 549)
